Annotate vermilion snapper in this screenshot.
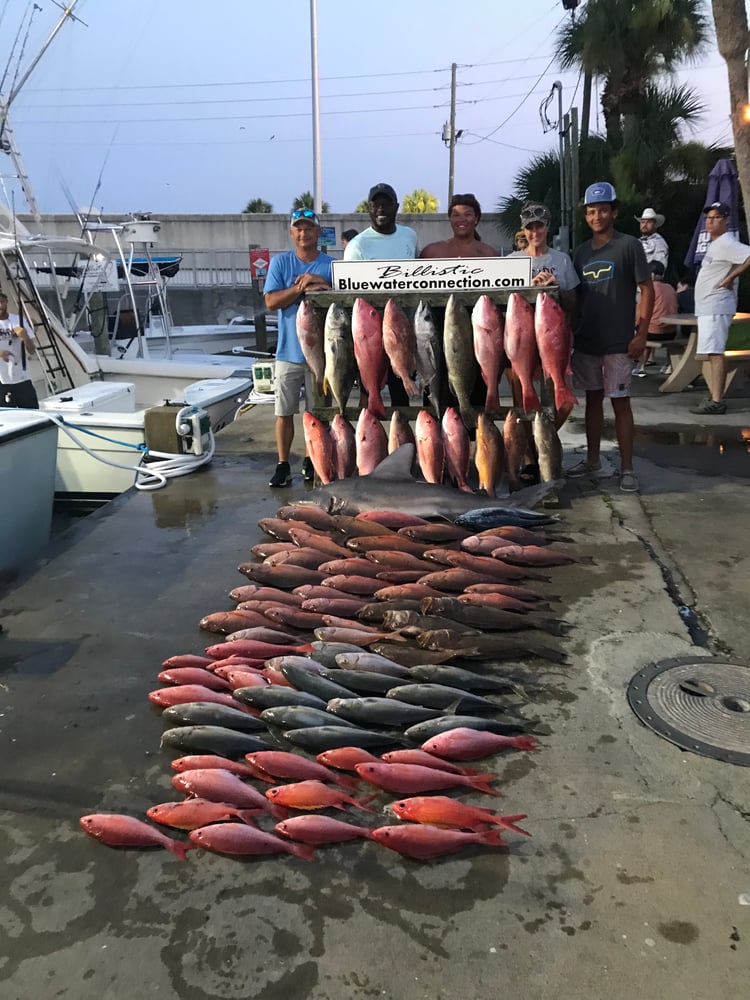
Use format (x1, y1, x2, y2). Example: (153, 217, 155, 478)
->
(354, 762, 498, 796)
(370, 824, 509, 860)
(389, 796, 530, 835)
(147, 799, 259, 831)
(79, 814, 193, 860)
(265, 780, 376, 812)
(421, 727, 539, 760)
(189, 823, 314, 861)
(275, 815, 374, 845)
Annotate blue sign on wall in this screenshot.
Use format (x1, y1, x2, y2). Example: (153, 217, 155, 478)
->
(319, 226, 336, 247)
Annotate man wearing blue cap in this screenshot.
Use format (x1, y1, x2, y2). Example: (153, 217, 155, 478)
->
(264, 209, 334, 487)
(566, 182, 653, 493)
(690, 201, 750, 415)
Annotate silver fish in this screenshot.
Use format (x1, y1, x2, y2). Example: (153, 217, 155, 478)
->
(414, 300, 444, 414)
(323, 303, 356, 416)
(443, 295, 478, 428)
(533, 409, 563, 482)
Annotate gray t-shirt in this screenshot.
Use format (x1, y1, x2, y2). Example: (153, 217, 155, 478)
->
(573, 231, 650, 355)
(508, 247, 579, 290)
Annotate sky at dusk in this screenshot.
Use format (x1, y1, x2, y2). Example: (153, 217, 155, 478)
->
(0, 0, 736, 218)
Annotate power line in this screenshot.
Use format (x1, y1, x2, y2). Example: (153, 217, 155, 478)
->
(460, 53, 560, 144)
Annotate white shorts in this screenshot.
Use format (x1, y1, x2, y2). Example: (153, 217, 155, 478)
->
(571, 351, 633, 398)
(274, 360, 314, 417)
(696, 314, 732, 356)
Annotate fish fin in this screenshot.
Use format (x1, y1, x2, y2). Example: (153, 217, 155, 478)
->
(237, 810, 259, 826)
(332, 774, 361, 791)
(512, 736, 540, 752)
(266, 802, 290, 820)
(369, 396, 387, 421)
(286, 842, 317, 862)
(477, 828, 511, 848)
(166, 838, 195, 861)
(352, 796, 378, 814)
(554, 384, 578, 411)
(467, 773, 501, 796)
(365, 443, 417, 480)
(496, 813, 531, 836)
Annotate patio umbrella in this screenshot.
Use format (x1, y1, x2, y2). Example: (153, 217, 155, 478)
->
(684, 158, 741, 270)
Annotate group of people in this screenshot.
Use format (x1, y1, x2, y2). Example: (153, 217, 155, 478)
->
(264, 178, 750, 493)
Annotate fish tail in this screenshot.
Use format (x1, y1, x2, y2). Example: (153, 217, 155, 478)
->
(459, 405, 477, 430)
(353, 794, 379, 814)
(266, 802, 291, 820)
(333, 774, 361, 791)
(554, 384, 578, 412)
(512, 736, 540, 752)
(496, 813, 531, 837)
(478, 828, 511, 848)
(237, 810, 260, 826)
(467, 773, 501, 796)
(484, 386, 501, 416)
(286, 842, 317, 862)
(166, 838, 195, 861)
(522, 386, 542, 413)
(369, 394, 387, 421)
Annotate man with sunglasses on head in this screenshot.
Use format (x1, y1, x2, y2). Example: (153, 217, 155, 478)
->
(689, 201, 750, 416)
(264, 209, 334, 487)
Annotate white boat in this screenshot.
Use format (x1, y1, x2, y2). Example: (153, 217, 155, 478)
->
(0, 210, 255, 509)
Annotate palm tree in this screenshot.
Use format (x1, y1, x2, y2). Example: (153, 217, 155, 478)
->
(556, 0, 709, 148)
(243, 198, 273, 213)
(402, 189, 439, 213)
(293, 191, 330, 213)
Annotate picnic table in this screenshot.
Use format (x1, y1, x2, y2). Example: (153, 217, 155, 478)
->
(652, 312, 750, 393)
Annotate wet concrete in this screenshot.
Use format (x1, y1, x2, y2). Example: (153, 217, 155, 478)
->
(1, 374, 749, 1000)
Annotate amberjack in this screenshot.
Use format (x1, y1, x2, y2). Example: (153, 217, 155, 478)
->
(296, 444, 560, 519)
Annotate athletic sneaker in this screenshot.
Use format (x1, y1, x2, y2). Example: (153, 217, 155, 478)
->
(632, 366, 647, 378)
(619, 471, 639, 493)
(301, 457, 315, 482)
(269, 461, 292, 487)
(565, 459, 602, 478)
(689, 399, 727, 415)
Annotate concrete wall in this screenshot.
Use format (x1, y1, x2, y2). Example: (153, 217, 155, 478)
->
(19, 212, 511, 256)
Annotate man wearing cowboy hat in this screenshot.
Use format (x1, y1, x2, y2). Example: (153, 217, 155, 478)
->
(636, 207, 669, 270)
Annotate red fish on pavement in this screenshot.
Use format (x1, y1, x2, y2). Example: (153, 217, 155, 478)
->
(354, 762, 498, 795)
(421, 727, 539, 760)
(380, 750, 478, 776)
(534, 291, 577, 413)
(189, 823, 314, 860)
(316, 747, 380, 771)
(162, 653, 214, 669)
(171, 755, 257, 777)
(245, 750, 359, 789)
(390, 796, 529, 835)
(352, 297, 388, 419)
(265, 779, 376, 812)
(147, 799, 259, 830)
(492, 544, 593, 567)
(157, 667, 230, 690)
(505, 292, 541, 413)
(383, 300, 419, 397)
(370, 824, 509, 859)
(229, 586, 303, 606)
(303, 411, 335, 485)
(275, 815, 374, 844)
(148, 685, 247, 710)
(355, 510, 429, 530)
(204, 639, 309, 660)
(171, 769, 286, 817)
(79, 814, 193, 859)
(441, 407, 472, 491)
(330, 413, 357, 479)
(471, 294, 505, 415)
(415, 409, 444, 484)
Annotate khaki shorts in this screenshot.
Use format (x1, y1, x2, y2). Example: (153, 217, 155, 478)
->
(696, 314, 732, 356)
(572, 350, 633, 398)
(274, 360, 314, 417)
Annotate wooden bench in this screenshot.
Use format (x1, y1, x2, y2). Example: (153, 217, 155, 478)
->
(656, 314, 750, 393)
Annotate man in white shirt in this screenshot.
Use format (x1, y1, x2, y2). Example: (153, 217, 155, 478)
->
(690, 201, 750, 415)
(636, 207, 669, 271)
(344, 184, 417, 261)
(0, 293, 38, 408)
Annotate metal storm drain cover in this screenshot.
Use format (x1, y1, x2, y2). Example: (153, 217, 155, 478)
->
(627, 656, 750, 765)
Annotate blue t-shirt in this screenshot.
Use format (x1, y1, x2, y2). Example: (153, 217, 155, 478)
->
(264, 251, 334, 363)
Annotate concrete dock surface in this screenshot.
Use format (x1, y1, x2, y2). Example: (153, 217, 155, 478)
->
(0, 370, 748, 1000)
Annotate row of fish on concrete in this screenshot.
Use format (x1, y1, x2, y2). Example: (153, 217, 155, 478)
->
(299, 291, 575, 423)
(80, 497, 594, 863)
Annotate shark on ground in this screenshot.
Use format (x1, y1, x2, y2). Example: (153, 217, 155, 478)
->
(295, 444, 562, 520)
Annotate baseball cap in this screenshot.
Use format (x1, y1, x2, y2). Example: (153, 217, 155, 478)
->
(703, 201, 730, 217)
(584, 181, 617, 205)
(290, 208, 320, 226)
(367, 183, 398, 203)
(520, 202, 551, 227)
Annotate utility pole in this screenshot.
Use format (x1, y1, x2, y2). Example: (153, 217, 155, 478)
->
(442, 63, 463, 207)
(310, 0, 323, 214)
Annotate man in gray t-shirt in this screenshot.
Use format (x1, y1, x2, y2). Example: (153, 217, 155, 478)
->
(566, 182, 653, 493)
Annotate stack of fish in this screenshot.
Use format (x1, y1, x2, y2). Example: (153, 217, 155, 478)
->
(299, 291, 574, 492)
(80, 500, 594, 863)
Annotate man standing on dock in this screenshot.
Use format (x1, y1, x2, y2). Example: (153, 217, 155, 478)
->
(264, 210, 333, 487)
(690, 201, 750, 416)
(0, 294, 38, 408)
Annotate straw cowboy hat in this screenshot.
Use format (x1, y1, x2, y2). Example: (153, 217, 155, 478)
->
(635, 207, 665, 227)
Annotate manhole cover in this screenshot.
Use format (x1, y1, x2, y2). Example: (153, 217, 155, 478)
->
(627, 656, 750, 765)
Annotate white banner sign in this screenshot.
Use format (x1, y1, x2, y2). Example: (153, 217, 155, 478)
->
(330, 256, 532, 294)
